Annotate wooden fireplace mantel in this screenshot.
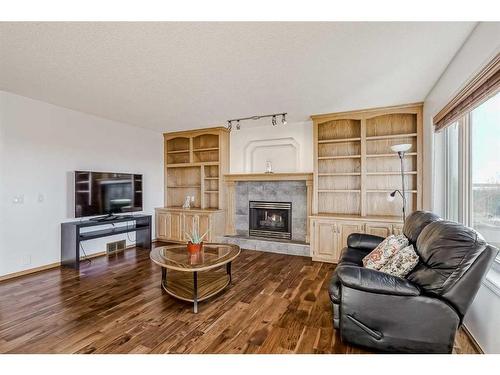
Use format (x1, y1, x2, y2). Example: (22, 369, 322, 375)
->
(224, 172, 313, 182)
(223, 172, 313, 243)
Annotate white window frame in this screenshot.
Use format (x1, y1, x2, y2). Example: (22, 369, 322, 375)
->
(444, 111, 500, 266)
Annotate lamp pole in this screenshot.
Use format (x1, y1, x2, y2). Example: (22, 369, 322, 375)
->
(398, 150, 407, 222)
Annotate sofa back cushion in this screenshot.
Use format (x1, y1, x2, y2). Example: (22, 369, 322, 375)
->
(403, 211, 442, 244)
(407, 220, 487, 296)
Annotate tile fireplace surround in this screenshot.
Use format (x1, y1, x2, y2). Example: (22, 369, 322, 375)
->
(220, 173, 313, 257)
(236, 181, 306, 241)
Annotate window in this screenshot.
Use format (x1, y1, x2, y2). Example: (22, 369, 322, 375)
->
(444, 92, 500, 251)
(471, 93, 500, 249)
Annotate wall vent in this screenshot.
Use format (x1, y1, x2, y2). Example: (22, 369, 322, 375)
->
(106, 240, 126, 254)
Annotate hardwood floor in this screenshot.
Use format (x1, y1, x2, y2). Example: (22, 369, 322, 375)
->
(0, 243, 478, 354)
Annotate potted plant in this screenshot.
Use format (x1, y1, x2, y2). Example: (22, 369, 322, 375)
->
(185, 227, 209, 254)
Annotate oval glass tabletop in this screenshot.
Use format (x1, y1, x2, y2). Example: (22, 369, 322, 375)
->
(150, 243, 240, 272)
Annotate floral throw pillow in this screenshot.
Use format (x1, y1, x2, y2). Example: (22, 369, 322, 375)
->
(362, 234, 409, 270)
(379, 244, 419, 278)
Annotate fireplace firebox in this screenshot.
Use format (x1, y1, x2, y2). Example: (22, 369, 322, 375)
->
(249, 201, 292, 240)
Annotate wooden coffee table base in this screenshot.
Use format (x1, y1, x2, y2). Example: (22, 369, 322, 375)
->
(160, 264, 232, 313)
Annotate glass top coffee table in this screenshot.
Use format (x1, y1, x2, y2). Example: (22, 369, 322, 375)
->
(150, 243, 240, 313)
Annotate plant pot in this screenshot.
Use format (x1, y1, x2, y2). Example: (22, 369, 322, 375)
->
(187, 241, 203, 254)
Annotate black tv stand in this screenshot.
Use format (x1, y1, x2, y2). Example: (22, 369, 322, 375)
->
(61, 214, 152, 269)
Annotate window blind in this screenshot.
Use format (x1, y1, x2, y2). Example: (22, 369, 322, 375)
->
(434, 53, 500, 132)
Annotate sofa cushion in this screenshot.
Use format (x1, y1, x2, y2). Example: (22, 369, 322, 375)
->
(362, 235, 408, 270)
(337, 266, 420, 296)
(407, 220, 488, 295)
(403, 211, 442, 244)
(379, 244, 419, 278)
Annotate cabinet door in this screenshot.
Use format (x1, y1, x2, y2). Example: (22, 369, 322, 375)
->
(198, 214, 211, 242)
(312, 220, 339, 262)
(365, 223, 392, 238)
(182, 213, 198, 241)
(156, 212, 169, 239)
(338, 222, 365, 250)
(170, 212, 182, 241)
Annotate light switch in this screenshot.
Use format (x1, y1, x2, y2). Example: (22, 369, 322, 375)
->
(13, 195, 24, 204)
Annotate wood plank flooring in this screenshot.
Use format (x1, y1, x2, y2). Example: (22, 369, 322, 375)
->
(0, 243, 478, 354)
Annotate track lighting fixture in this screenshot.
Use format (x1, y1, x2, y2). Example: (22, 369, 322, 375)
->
(226, 112, 288, 131)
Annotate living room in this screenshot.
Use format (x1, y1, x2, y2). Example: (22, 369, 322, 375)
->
(1, 1, 499, 372)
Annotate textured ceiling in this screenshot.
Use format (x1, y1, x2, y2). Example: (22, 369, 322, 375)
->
(0, 22, 475, 132)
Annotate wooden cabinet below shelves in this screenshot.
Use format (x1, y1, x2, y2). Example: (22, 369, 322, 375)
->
(310, 216, 403, 263)
(155, 208, 224, 243)
(156, 210, 182, 242)
(365, 223, 393, 238)
(311, 219, 340, 263)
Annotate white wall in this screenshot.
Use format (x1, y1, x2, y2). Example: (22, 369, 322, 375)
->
(0, 91, 163, 277)
(423, 22, 500, 353)
(230, 121, 313, 173)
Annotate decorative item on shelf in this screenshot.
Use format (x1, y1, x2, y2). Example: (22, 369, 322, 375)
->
(182, 196, 191, 209)
(185, 227, 209, 254)
(226, 112, 287, 131)
(388, 143, 412, 222)
(265, 160, 273, 174)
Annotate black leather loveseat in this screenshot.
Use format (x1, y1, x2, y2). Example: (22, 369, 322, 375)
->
(328, 211, 498, 353)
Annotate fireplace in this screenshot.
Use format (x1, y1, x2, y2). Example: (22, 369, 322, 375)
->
(249, 201, 292, 240)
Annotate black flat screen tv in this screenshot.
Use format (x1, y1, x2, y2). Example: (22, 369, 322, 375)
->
(74, 171, 143, 218)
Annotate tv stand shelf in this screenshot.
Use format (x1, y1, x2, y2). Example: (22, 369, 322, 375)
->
(61, 214, 152, 269)
(79, 224, 150, 241)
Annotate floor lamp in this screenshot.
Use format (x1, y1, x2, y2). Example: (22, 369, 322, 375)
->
(387, 143, 412, 223)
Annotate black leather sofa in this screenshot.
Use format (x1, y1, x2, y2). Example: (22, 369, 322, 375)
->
(328, 211, 498, 353)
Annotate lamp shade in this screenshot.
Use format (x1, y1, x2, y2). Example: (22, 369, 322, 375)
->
(391, 143, 412, 153)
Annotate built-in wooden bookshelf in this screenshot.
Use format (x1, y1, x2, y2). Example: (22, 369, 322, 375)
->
(157, 127, 229, 243)
(309, 103, 423, 263)
(312, 103, 422, 217)
(164, 127, 229, 210)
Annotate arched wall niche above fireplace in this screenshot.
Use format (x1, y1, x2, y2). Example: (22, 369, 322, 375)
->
(243, 137, 300, 173)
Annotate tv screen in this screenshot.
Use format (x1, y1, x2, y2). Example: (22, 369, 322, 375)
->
(74, 171, 143, 218)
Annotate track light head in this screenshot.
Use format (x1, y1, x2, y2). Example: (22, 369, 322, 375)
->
(272, 115, 277, 126)
(236, 120, 241, 130)
(227, 121, 232, 131)
(282, 114, 287, 125)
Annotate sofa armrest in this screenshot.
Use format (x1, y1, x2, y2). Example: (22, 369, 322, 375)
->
(337, 266, 420, 296)
(347, 233, 385, 253)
